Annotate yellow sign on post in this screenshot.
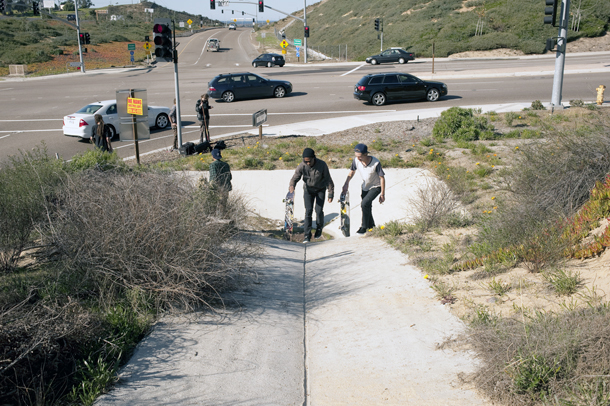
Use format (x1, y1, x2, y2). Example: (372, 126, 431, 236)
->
(144, 42, 151, 50)
(282, 49, 287, 54)
(127, 97, 143, 115)
(280, 39, 289, 48)
(187, 19, 193, 25)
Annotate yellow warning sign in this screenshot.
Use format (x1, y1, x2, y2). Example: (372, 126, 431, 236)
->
(187, 19, 193, 25)
(282, 49, 287, 54)
(280, 39, 289, 48)
(127, 97, 143, 115)
(144, 42, 151, 50)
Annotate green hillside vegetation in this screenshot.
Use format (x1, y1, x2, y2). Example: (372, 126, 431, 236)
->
(282, 0, 610, 59)
(0, 1, 220, 66)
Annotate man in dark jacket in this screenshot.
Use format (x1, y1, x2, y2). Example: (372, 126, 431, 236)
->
(289, 148, 334, 243)
(196, 94, 212, 143)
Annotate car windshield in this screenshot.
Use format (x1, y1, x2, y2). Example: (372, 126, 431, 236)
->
(76, 104, 103, 114)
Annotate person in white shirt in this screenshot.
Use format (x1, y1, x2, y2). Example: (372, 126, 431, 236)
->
(341, 143, 386, 235)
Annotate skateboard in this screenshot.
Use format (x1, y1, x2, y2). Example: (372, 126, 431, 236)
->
(339, 191, 350, 237)
(283, 191, 295, 241)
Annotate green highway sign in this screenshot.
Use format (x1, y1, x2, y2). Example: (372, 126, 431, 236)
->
(127, 43, 136, 50)
(294, 39, 302, 46)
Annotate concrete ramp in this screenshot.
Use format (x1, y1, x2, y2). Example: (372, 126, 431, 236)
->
(97, 237, 486, 405)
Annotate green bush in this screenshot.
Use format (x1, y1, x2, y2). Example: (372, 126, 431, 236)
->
(68, 149, 126, 173)
(531, 100, 546, 110)
(432, 107, 494, 142)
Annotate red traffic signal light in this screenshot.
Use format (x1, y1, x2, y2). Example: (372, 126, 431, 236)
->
(210, 0, 215, 10)
(304, 26, 310, 37)
(79, 33, 85, 45)
(153, 22, 173, 62)
(258, 0, 264, 12)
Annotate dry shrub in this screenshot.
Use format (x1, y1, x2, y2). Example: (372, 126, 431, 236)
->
(43, 170, 260, 311)
(406, 176, 460, 231)
(467, 303, 610, 405)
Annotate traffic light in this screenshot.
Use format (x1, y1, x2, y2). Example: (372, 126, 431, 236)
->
(153, 22, 173, 62)
(544, 0, 558, 26)
(210, 0, 215, 10)
(145, 35, 150, 42)
(32, 1, 39, 15)
(0, 0, 5, 14)
(258, 0, 264, 12)
(374, 18, 379, 31)
(304, 26, 310, 38)
(242, 11, 244, 15)
(85, 33, 90, 44)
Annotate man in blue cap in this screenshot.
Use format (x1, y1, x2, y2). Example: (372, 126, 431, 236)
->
(289, 147, 334, 243)
(209, 148, 232, 195)
(341, 143, 385, 235)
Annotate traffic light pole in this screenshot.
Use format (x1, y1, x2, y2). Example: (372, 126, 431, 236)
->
(172, 21, 183, 147)
(74, 0, 85, 73)
(303, 0, 307, 63)
(551, 0, 570, 108)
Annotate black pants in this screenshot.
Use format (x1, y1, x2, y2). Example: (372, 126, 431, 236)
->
(361, 187, 381, 230)
(303, 187, 326, 237)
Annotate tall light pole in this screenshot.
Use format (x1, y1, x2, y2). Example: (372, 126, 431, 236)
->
(551, 0, 570, 108)
(303, 0, 307, 63)
(74, 0, 85, 73)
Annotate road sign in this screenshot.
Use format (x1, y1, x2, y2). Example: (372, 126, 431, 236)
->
(144, 42, 151, 50)
(280, 39, 289, 48)
(296, 50, 300, 57)
(69, 62, 82, 67)
(282, 49, 287, 54)
(294, 39, 302, 46)
(127, 43, 136, 50)
(130, 50, 134, 55)
(187, 19, 192, 25)
(266, 19, 269, 23)
(127, 97, 143, 115)
(179, 21, 185, 27)
(252, 109, 267, 127)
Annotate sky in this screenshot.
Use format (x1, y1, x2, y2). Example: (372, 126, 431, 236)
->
(91, 0, 323, 22)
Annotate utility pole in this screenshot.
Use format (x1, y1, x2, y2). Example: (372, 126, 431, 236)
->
(172, 21, 183, 147)
(74, 0, 85, 73)
(551, 0, 570, 108)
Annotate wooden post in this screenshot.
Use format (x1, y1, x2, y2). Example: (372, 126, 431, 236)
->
(259, 124, 263, 141)
(131, 89, 140, 165)
(432, 41, 435, 74)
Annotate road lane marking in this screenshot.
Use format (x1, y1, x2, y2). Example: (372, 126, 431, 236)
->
(0, 129, 63, 133)
(0, 88, 14, 92)
(341, 64, 366, 76)
(180, 110, 396, 117)
(0, 119, 64, 122)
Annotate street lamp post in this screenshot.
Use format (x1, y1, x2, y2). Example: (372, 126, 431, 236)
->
(303, 0, 307, 63)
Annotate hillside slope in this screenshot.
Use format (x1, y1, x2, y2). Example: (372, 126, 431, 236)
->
(282, 0, 610, 59)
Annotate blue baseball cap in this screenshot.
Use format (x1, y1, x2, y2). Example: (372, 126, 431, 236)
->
(211, 148, 222, 159)
(354, 143, 368, 154)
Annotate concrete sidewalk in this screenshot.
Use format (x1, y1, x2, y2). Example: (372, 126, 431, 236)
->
(97, 237, 486, 405)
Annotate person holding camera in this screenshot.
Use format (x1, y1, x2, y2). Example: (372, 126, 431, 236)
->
(196, 94, 213, 143)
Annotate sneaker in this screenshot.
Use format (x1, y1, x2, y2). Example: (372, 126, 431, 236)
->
(356, 227, 367, 235)
(314, 227, 323, 239)
(303, 235, 311, 244)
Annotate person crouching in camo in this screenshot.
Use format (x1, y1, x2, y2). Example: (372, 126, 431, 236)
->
(289, 148, 334, 243)
(209, 148, 232, 196)
(196, 94, 213, 143)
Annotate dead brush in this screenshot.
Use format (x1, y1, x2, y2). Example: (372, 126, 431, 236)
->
(406, 176, 460, 232)
(40, 170, 261, 312)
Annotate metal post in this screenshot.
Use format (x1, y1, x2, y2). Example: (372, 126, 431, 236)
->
(74, 0, 85, 73)
(380, 31, 383, 52)
(303, 0, 307, 63)
(173, 21, 183, 147)
(432, 41, 435, 74)
(551, 0, 570, 108)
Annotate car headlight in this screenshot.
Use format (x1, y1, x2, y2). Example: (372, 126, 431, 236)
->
(443, 84, 447, 88)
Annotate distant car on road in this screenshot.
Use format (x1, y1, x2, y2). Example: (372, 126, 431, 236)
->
(353, 73, 447, 106)
(252, 53, 285, 68)
(207, 72, 293, 103)
(207, 38, 220, 52)
(228, 23, 236, 30)
(365, 48, 415, 65)
(63, 100, 171, 139)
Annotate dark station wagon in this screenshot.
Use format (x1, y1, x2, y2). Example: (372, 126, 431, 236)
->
(207, 72, 293, 103)
(252, 53, 285, 68)
(353, 73, 447, 106)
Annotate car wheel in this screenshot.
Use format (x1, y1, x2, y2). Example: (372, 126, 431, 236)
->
(370, 59, 378, 65)
(426, 88, 440, 102)
(107, 124, 117, 140)
(274, 86, 286, 98)
(156, 113, 169, 129)
(267, 62, 272, 68)
(222, 91, 235, 103)
(371, 92, 386, 106)
(398, 57, 405, 64)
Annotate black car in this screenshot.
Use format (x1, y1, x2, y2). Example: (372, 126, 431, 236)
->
(365, 48, 415, 65)
(207, 72, 293, 103)
(252, 53, 285, 68)
(353, 73, 447, 106)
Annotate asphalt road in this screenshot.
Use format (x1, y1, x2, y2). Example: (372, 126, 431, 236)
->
(0, 27, 608, 163)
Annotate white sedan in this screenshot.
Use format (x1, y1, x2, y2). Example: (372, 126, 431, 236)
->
(63, 99, 171, 139)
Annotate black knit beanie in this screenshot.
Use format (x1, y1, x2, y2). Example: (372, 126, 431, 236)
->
(302, 148, 315, 158)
